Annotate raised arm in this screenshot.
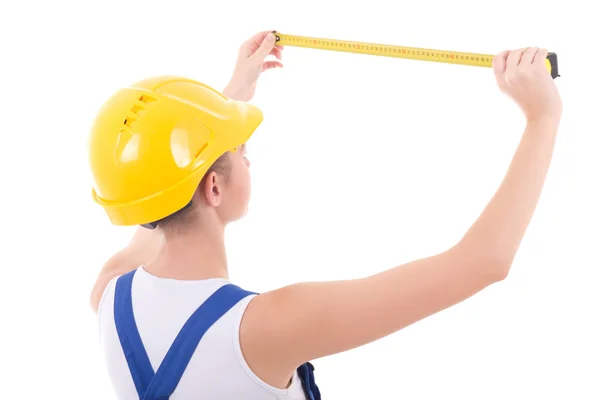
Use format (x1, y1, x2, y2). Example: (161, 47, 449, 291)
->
(240, 47, 563, 388)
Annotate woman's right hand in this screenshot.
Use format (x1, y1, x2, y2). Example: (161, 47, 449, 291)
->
(493, 47, 562, 123)
(238, 46, 563, 392)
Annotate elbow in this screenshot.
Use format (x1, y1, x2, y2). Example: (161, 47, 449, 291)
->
(454, 241, 514, 283)
(488, 259, 512, 282)
(484, 252, 516, 283)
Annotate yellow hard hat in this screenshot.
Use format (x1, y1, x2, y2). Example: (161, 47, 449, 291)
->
(88, 76, 263, 227)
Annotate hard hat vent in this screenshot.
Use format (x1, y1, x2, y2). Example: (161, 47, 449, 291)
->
(123, 94, 157, 129)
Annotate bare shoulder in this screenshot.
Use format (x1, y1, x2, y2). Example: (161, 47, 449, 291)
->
(238, 244, 504, 389)
(238, 287, 304, 390)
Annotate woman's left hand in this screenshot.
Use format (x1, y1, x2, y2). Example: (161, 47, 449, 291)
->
(223, 31, 283, 101)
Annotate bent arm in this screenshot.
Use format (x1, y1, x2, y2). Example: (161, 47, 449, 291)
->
(90, 227, 162, 313)
(241, 118, 560, 384)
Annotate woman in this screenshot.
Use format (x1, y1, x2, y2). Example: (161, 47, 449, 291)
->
(88, 31, 562, 399)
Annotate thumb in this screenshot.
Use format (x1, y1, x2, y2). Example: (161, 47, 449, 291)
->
(253, 33, 276, 59)
(492, 50, 510, 89)
(492, 50, 509, 78)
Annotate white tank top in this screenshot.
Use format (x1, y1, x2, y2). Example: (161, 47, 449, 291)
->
(97, 266, 309, 399)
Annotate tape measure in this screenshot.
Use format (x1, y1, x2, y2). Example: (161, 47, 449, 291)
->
(273, 32, 559, 79)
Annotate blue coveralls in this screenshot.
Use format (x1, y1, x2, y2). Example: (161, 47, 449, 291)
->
(114, 269, 321, 400)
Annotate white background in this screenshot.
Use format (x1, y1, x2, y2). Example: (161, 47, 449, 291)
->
(1, 0, 599, 398)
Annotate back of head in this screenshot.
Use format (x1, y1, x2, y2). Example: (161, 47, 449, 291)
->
(87, 76, 263, 229)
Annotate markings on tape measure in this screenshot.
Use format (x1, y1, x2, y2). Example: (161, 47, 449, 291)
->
(273, 32, 559, 79)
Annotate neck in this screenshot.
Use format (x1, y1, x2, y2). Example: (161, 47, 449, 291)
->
(144, 218, 228, 281)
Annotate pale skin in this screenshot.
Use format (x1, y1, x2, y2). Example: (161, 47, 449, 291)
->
(91, 34, 562, 390)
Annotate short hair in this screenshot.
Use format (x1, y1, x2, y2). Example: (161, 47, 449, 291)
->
(151, 152, 231, 232)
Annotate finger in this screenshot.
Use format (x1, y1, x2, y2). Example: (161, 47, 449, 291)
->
(533, 48, 549, 65)
(270, 46, 283, 60)
(492, 50, 510, 78)
(506, 47, 528, 69)
(262, 61, 283, 71)
(247, 30, 275, 45)
(521, 47, 539, 65)
(241, 30, 276, 56)
(253, 32, 277, 59)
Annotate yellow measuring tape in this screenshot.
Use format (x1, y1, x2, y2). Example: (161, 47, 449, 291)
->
(273, 32, 559, 79)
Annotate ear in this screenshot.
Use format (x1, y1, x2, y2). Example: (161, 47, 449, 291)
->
(202, 171, 222, 207)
